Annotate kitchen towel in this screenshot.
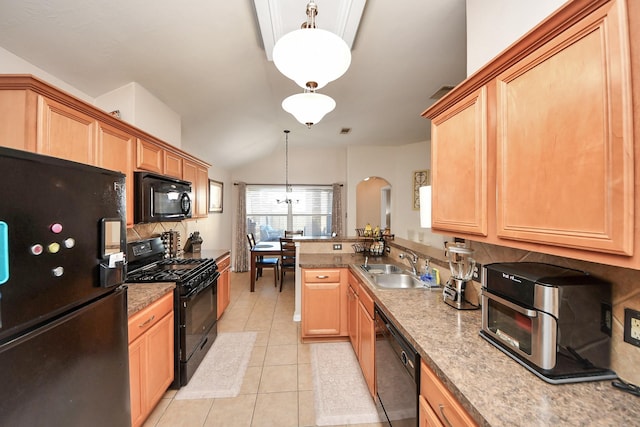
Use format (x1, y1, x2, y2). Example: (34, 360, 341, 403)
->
(175, 331, 257, 400)
(310, 342, 382, 425)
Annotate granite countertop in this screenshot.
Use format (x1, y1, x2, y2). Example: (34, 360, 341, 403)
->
(126, 282, 175, 317)
(298, 253, 640, 427)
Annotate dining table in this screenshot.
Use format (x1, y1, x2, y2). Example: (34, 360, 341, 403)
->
(250, 241, 281, 292)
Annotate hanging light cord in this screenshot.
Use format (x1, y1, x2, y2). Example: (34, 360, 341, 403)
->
(285, 130, 291, 193)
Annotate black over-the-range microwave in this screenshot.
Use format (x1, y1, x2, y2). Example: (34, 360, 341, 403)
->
(134, 171, 192, 223)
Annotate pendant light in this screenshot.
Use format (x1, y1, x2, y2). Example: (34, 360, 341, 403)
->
(276, 130, 298, 204)
(282, 88, 336, 128)
(272, 1, 351, 91)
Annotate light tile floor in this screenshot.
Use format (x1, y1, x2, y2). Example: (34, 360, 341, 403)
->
(142, 271, 385, 427)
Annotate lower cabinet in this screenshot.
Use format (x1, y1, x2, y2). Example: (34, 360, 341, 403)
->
(128, 291, 174, 427)
(301, 268, 348, 340)
(419, 360, 476, 427)
(217, 254, 231, 319)
(347, 271, 376, 398)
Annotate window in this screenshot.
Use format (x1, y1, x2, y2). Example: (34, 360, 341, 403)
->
(246, 185, 333, 241)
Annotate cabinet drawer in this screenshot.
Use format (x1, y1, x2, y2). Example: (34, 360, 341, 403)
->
(217, 255, 230, 270)
(420, 361, 476, 427)
(128, 292, 173, 344)
(304, 269, 341, 283)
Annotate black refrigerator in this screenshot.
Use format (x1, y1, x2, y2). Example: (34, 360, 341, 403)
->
(0, 147, 131, 426)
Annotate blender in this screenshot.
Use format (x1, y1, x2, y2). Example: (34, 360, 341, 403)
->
(443, 244, 479, 310)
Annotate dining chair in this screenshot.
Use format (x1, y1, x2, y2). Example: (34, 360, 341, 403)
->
(279, 237, 297, 291)
(247, 233, 279, 286)
(284, 230, 304, 237)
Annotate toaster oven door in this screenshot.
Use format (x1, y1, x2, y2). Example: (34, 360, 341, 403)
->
(481, 290, 557, 370)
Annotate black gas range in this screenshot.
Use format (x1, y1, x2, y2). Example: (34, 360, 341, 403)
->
(126, 237, 219, 387)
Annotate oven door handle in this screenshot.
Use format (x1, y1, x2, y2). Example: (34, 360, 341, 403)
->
(484, 291, 538, 317)
(183, 271, 220, 301)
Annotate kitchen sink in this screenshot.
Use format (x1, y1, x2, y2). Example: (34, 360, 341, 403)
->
(373, 273, 425, 289)
(360, 264, 404, 274)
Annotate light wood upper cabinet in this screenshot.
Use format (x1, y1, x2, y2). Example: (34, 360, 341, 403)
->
(164, 150, 183, 179)
(136, 138, 163, 174)
(37, 95, 97, 164)
(423, 0, 640, 269)
(0, 89, 37, 152)
(98, 122, 135, 226)
(495, 0, 633, 255)
(0, 76, 211, 228)
(431, 87, 488, 237)
(183, 159, 209, 219)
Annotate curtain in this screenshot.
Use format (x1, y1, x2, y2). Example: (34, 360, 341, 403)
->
(332, 183, 344, 237)
(234, 182, 249, 272)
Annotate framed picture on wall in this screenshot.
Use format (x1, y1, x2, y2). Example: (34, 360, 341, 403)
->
(413, 170, 430, 210)
(209, 179, 223, 213)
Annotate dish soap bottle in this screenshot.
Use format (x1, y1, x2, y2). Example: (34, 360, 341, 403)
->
(420, 259, 437, 288)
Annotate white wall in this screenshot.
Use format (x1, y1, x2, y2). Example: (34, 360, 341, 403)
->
(184, 163, 232, 252)
(95, 82, 182, 148)
(465, 0, 566, 76)
(347, 142, 446, 247)
(0, 46, 94, 102)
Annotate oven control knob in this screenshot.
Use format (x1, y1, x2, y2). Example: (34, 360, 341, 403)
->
(51, 266, 64, 277)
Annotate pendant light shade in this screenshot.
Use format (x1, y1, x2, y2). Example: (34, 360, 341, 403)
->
(282, 92, 336, 128)
(272, 1, 352, 91)
(273, 27, 351, 90)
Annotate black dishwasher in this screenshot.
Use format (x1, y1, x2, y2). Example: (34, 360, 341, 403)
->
(375, 305, 420, 426)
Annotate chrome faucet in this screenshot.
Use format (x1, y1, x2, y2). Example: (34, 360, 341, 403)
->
(364, 256, 369, 268)
(399, 251, 419, 275)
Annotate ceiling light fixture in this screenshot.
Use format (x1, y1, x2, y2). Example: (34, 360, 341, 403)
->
(282, 88, 336, 129)
(272, 1, 351, 91)
(276, 130, 299, 205)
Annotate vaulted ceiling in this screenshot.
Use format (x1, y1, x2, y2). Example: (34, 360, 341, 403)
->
(0, 1, 467, 169)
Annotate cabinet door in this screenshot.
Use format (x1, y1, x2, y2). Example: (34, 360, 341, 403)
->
(431, 87, 488, 236)
(136, 138, 163, 173)
(37, 96, 97, 164)
(217, 256, 231, 319)
(98, 122, 134, 227)
(183, 160, 209, 219)
(347, 284, 358, 354)
(495, 1, 633, 255)
(195, 165, 209, 218)
(164, 150, 183, 178)
(128, 336, 145, 427)
(303, 281, 342, 336)
(358, 300, 375, 398)
(144, 312, 174, 410)
(0, 89, 37, 152)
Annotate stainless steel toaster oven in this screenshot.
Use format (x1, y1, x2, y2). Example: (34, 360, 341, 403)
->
(480, 262, 616, 384)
